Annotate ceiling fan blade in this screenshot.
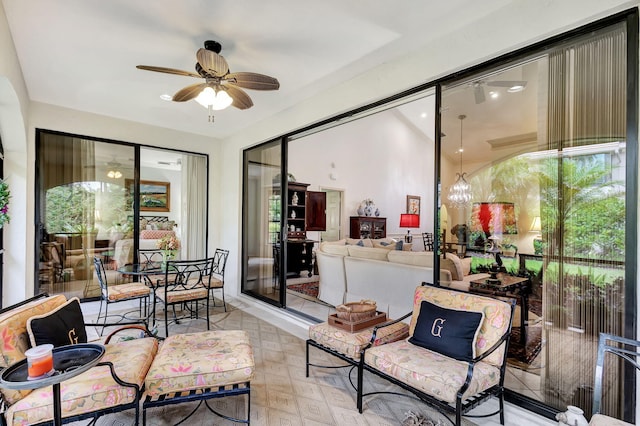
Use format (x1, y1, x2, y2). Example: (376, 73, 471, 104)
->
(486, 80, 527, 88)
(474, 84, 485, 104)
(225, 72, 280, 91)
(196, 48, 229, 77)
(224, 85, 254, 110)
(172, 83, 207, 102)
(136, 65, 201, 78)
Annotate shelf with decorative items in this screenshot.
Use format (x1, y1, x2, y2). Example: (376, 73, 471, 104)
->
(286, 182, 310, 240)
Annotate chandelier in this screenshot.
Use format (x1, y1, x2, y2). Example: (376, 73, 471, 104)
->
(447, 114, 472, 207)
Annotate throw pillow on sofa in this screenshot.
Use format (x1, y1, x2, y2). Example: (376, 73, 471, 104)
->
(346, 238, 374, 247)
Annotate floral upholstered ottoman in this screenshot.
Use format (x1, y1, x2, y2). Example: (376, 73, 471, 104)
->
(142, 330, 254, 425)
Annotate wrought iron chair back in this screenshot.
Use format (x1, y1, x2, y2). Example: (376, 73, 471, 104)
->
(591, 332, 640, 424)
(139, 249, 163, 265)
(209, 248, 230, 311)
(93, 256, 150, 335)
(422, 232, 434, 251)
(157, 257, 215, 337)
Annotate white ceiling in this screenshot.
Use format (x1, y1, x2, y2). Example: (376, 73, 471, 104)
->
(2, 0, 517, 142)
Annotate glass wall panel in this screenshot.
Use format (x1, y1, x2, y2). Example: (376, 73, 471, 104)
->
(242, 140, 283, 305)
(440, 22, 628, 416)
(36, 131, 135, 299)
(36, 132, 209, 301)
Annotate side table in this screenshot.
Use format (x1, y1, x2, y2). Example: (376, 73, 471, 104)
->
(469, 273, 530, 345)
(0, 343, 105, 426)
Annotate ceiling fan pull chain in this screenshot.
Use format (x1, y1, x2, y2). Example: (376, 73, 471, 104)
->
(208, 105, 215, 123)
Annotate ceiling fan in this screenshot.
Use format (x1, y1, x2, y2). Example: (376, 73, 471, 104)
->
(470, 79, 527, 104)
(136, 40, 280, 116)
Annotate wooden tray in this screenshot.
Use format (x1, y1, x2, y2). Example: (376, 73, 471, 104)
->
(328, 311, 387, 333)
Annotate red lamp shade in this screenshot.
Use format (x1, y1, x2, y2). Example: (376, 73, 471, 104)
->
(399, 213, 420, 228)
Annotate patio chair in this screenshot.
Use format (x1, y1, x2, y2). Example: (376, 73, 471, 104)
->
(93, 256, 151, 335)
(208, 248, 229, 311)
(358, 285, 515, 425)
(154, 257, 215, 337)
(422, 232, 434, 251)
(588, 332, 640, 425)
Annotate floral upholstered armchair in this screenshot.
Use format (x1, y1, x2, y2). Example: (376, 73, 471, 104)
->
(357, 285, 515, 426)
(0, 294, 158, 425)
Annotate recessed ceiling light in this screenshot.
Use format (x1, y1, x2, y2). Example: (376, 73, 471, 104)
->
(507, 85, 525, 93)
(489, 91, 499, 99)
(160, 94, 172, 101)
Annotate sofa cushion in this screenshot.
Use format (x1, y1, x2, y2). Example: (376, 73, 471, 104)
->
(387, 251, 433, 267)
(321, 239, 347, 247)
(409, 300, 484, 361)
(321, 243, 350, 256)
(440, 258, 461, 281)
(309, 321, 409, 361)
(347, 246, 390, 261)
(364, 339, 501, 404)
(27, 297, 87, 347)
(445, 252, 464, 280)
(5, 337, 158, 425)
(461, 257, 472, 276)
(346, 238, 373, 247)
(145, 330, 254, 396)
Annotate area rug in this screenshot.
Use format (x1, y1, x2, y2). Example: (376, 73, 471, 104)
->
(287, 281, 319, 298)
(508, 324, 542, 367)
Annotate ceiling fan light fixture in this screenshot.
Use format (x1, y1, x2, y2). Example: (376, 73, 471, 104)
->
(507, 84, 525, 93)
(107, 170, 122, 179)
(195, 86, 233, 110)
(159, 93, 172, 101)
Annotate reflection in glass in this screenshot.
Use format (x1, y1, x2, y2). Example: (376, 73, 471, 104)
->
(440, 23, 628, 416)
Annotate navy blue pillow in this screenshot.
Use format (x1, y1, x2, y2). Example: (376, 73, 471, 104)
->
(409, 300, 484, 361)
(395, 240, 404, 250)
(356, 240, 365, 246)
(27, 298, 87, 347)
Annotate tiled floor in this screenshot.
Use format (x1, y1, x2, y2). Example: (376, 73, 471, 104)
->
(79, 296, 555, 425)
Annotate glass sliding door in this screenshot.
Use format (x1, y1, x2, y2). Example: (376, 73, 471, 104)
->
(36, 130, 135, 299)
(242, 139, 283, 306)
(439, 21, 631, 417)
(36, 131, 209, 301)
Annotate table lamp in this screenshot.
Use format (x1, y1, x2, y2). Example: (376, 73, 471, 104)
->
(399, 213, 420, 243)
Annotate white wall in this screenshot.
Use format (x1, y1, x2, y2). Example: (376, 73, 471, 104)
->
(289, 108, 436, 241)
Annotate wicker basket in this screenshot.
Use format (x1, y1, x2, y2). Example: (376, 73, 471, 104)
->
(335, 300, 377, 321)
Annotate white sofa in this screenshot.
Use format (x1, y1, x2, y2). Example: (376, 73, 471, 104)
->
(316, 240, 441, 318)
(316, 239, 489, 318)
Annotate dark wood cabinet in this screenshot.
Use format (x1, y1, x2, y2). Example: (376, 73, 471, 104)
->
(285, 182, 326, 239)
(350, 216, 386, 239)
(286, 240, 314, 277)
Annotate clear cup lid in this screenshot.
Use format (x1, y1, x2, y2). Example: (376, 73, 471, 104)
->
(25, 344, 54, 358)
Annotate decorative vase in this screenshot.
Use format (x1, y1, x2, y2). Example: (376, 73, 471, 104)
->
(291, 192, 298, 205)
(291, 210, 296, 219)
(357, 206, 365, 216)
(364, 204, 375, 217)
(161, 249, 176, 269)
(556, 405, 588, 426)
(375, 208, 380, 217)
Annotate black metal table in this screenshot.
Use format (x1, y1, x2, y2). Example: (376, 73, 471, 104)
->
(0, 343, 105, 426)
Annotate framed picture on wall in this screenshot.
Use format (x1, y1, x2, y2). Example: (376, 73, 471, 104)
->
(126, 179, 171, 212)
(406, 195, 420, 215)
